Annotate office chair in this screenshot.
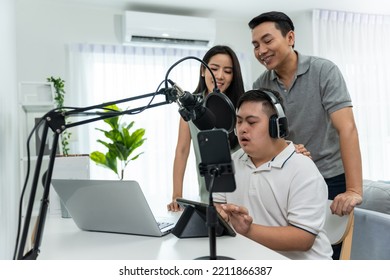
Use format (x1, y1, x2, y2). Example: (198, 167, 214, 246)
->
(324, 200, 354, 245)
(349, 207, 390, 259)
(323, 200, 354, 259)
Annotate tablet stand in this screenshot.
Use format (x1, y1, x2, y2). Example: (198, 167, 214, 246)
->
(196, 163, 234, 260)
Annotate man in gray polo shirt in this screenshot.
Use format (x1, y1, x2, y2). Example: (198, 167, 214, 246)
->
(248, 11, 363, 259)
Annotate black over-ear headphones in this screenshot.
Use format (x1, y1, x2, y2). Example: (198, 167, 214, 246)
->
(262, 89, 289, 138)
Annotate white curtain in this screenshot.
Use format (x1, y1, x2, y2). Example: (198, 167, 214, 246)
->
(68, 44, 253, 208)
(312, 9, 390, 181)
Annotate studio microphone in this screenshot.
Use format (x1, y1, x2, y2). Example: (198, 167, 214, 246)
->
(170, 81, 216, 130)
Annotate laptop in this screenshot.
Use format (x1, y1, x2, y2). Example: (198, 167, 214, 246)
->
(51, 179, 175, 237)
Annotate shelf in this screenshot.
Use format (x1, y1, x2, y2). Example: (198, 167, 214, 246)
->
(21, 103, 55, 112)
(19, 82, 54, 104)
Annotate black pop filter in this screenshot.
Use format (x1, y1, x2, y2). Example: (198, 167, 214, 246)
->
(204, 91, 236, 133)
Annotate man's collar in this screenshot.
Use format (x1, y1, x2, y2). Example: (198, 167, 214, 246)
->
(270, 51, 310, 80)
(239, 142, 296, 170)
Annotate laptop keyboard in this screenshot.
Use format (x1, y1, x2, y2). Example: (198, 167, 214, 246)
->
(158, 221, 174, 230)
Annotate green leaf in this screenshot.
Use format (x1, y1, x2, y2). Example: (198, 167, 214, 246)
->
(103, 104, 120, 130)
(91, 104, 146, 178)
(90, 151, 106, 164)
(90, 150, 118, 175)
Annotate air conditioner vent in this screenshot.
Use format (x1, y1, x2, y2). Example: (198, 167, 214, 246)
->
(131, 36, 210, 47)
(123, 11, 216, 48)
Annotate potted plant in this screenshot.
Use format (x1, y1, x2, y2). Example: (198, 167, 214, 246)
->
(90, 104, 146, 180)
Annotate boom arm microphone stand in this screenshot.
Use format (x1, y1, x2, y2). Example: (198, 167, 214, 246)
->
(15, 88, 178, 260)
(14, 56, 221, 260)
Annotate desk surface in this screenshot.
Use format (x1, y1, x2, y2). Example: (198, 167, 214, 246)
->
(38, 213, 287, 260)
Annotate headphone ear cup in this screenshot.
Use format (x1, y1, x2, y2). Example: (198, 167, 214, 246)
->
(269, 115, 289, 138)
(278, 117, 289, 138)
(269, 114, 278, 138)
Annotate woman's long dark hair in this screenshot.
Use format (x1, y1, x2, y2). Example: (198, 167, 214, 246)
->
(194, 45, 245, 108)
(194, 45, 245, 149)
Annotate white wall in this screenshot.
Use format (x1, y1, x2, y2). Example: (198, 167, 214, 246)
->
(291, 11, 314, 55)
(0, 0, 18, 260)
(16, 0, 121, 82)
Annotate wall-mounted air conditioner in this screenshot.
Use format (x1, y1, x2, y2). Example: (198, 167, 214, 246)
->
(123, 11, 216, 48)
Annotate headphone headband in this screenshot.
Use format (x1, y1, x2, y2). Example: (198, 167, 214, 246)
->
(263, 90, 287, 119)
(261, 89, 289, 139)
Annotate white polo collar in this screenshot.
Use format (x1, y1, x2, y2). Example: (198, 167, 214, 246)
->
(239, 141, 296, 171)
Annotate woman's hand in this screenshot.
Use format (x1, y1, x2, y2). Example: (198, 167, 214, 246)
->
(167, 198, 182, 212)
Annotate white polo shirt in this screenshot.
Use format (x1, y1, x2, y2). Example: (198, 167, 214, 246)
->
(214, 142, 333, 260)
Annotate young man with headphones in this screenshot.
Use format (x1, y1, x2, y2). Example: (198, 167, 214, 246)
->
(214, 89, 333, 260)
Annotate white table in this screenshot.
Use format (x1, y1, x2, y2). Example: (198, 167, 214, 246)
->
(38, 213, 288, 260)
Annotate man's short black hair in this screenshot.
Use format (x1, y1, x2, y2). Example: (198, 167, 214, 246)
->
(248, 11, 294, 36)
(237, 88, 285, 115)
